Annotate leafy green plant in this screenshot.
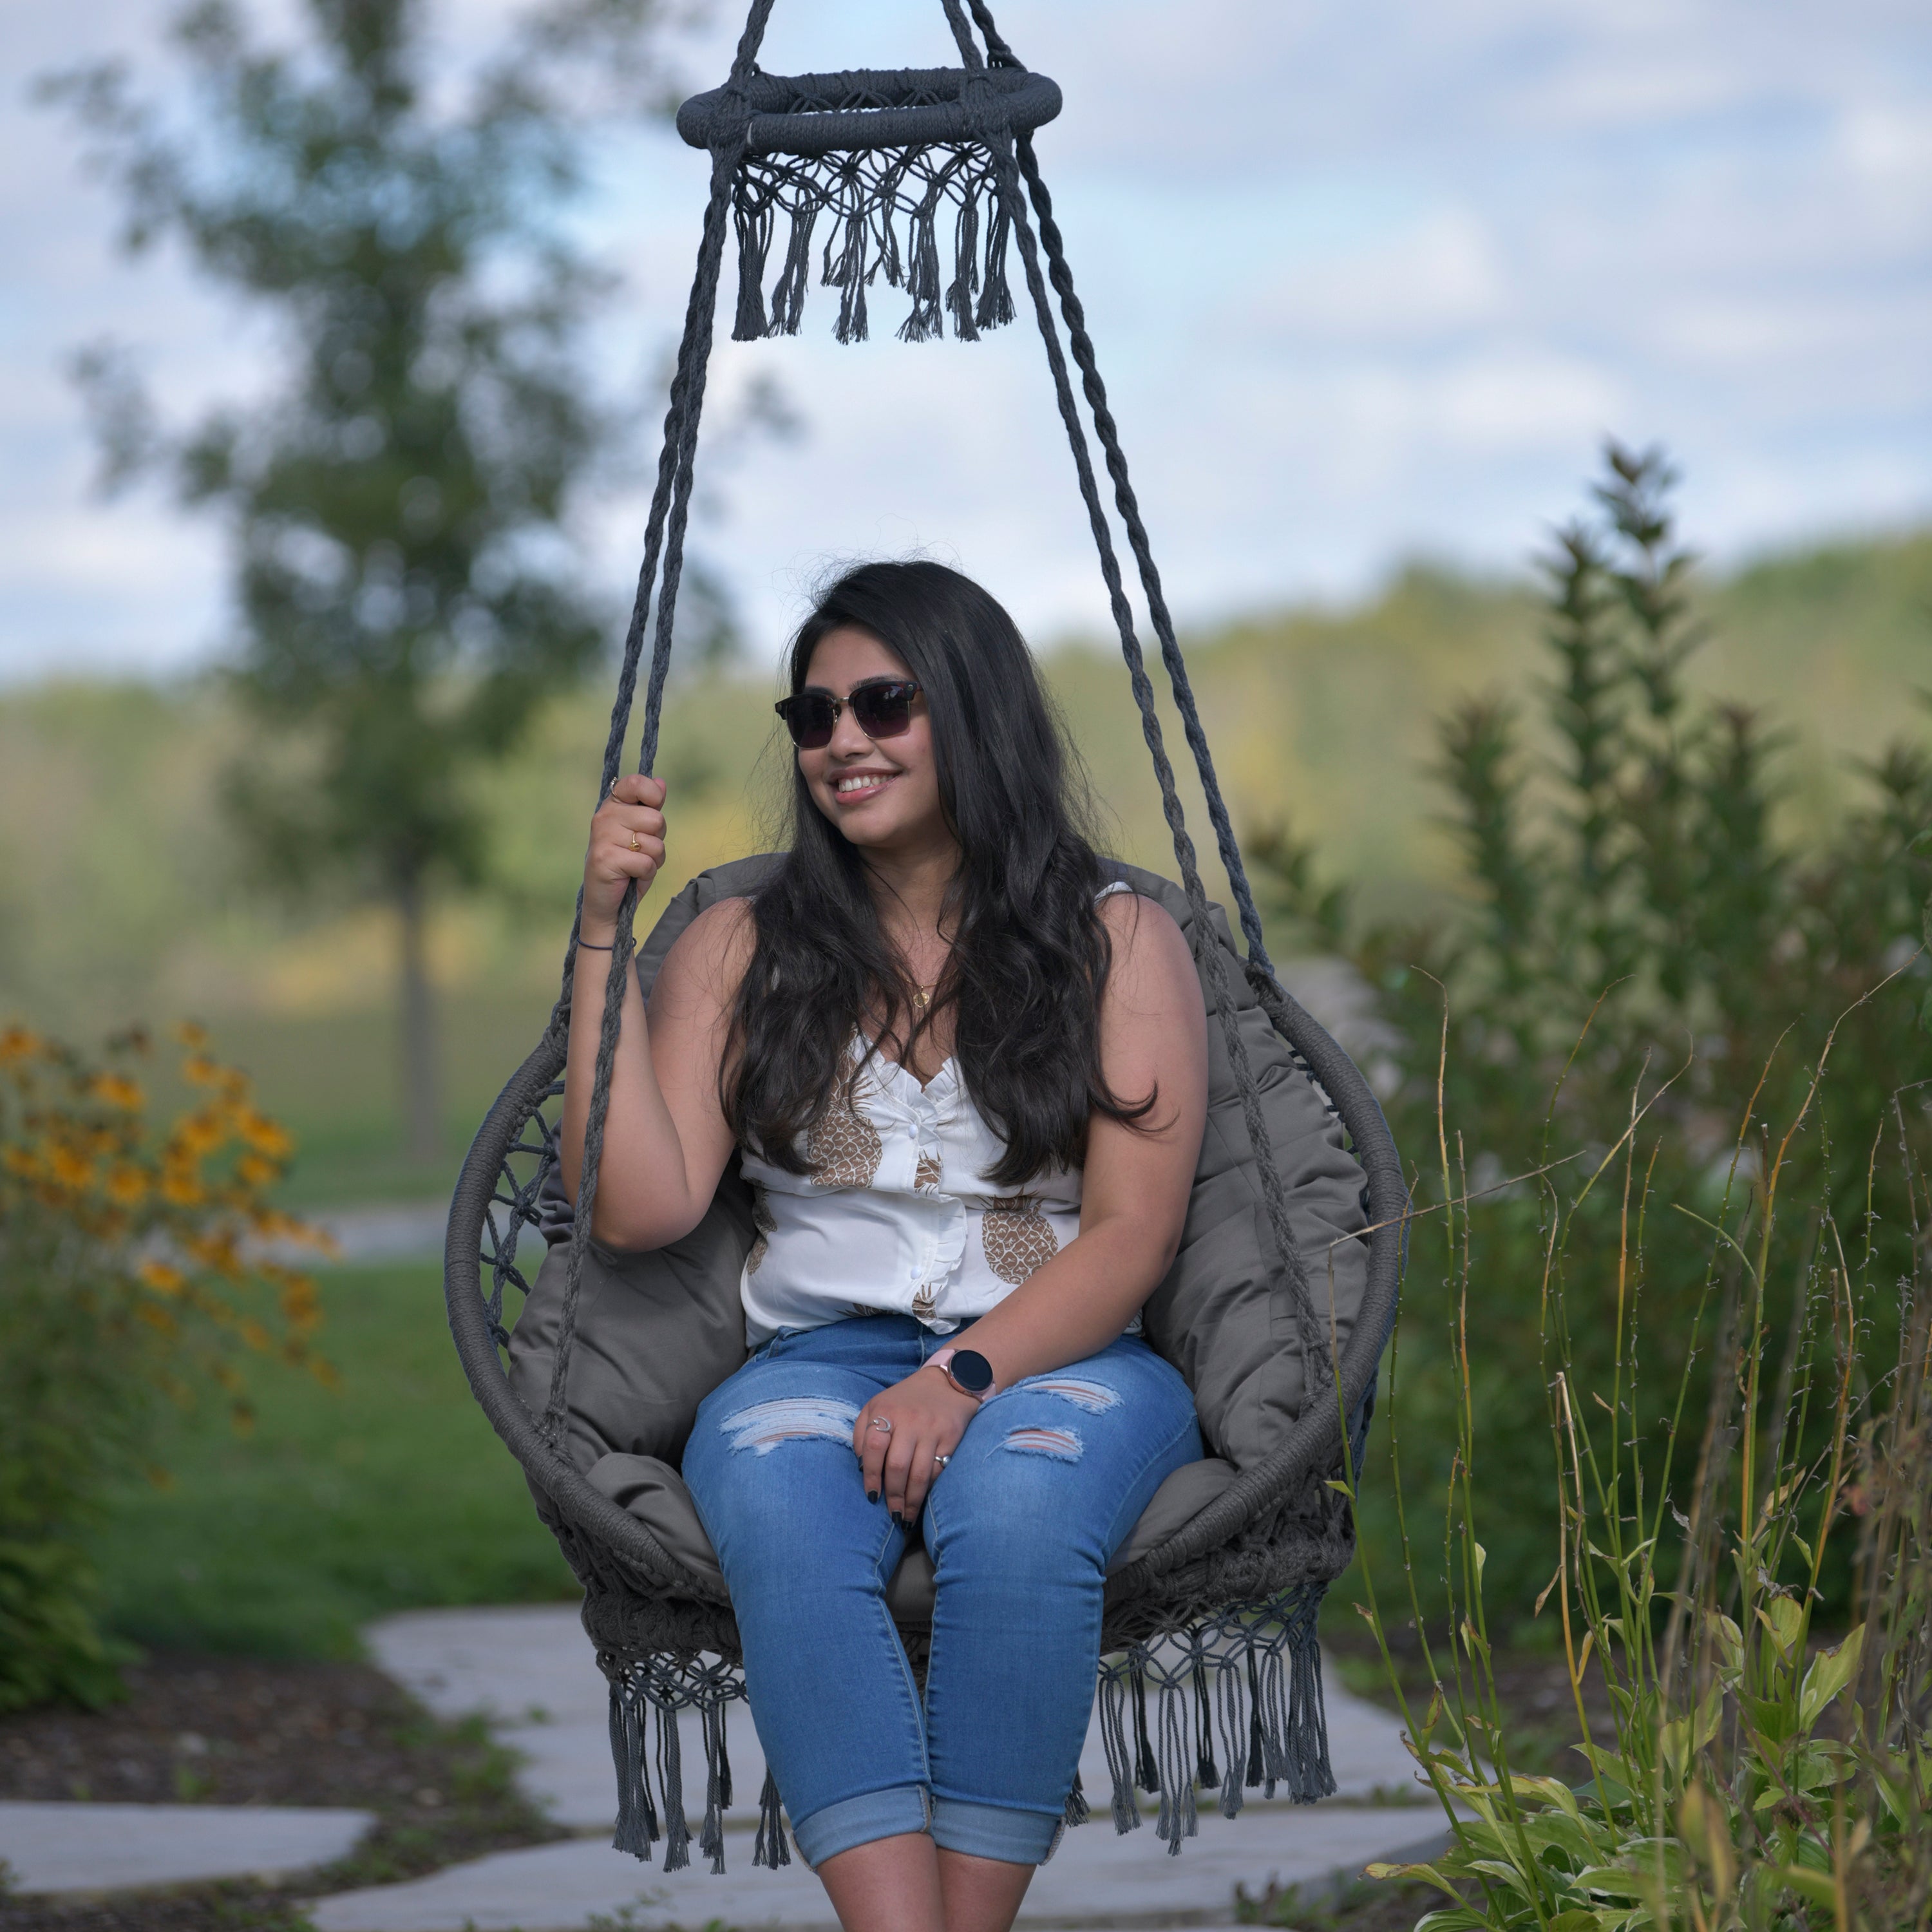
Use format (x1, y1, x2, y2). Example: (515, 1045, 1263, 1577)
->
(0, 1021, 327, 1709)
(1333, 998, 1932, 1930)
(1256, 442, 1932, 1629)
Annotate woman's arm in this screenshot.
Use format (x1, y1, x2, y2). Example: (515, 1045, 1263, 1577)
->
(558, 774, 753, 1248)
(857, 890, 1209, 1516)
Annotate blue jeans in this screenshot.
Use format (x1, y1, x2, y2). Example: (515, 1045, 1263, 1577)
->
(682, 1314, 1202, 1868)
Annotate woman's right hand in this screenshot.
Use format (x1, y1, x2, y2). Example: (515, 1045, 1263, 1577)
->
(582, 774, 667, 940)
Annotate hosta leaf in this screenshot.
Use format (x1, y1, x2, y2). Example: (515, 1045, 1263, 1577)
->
(1365, 1860, 1452, 1885)
(1576, 1866, 1652, 1900)
(1756, 1596, 1803, 1661)
(1774, 1862, 1841, 1909)
(1797, 1624, 1864, 1730)
(1693, 1683, 1724, 1752)
(1414, 1909, 1492, 1932)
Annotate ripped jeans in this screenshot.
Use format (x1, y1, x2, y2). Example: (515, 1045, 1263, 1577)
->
(681, 1314, 1202, 1869)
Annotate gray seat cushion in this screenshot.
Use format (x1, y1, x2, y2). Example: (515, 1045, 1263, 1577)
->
(507, 853, 1368, 1603)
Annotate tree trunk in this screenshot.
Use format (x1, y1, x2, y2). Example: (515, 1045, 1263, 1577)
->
(396, 870, 441, 1167)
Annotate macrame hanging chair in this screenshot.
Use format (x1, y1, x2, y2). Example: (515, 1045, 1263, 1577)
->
(444, 0, 1406, 1877)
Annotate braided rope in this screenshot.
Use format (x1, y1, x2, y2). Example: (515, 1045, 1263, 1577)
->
(945, 0, 1324, 1365)
(543, 0, 1334, 1466)
(538, 1, 775, 1448)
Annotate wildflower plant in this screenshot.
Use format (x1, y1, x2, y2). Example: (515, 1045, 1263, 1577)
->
(1336, 1001, 1932, 1931)
(0, 1020, 330, 1710)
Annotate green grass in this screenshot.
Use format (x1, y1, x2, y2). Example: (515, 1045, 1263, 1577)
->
(91, 1260, 577, 1659)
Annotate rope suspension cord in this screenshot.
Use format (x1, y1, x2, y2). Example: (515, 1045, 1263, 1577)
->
(938, 0, 1327, 1379)
(533, 0, 1385, 1556)
(440, 0, 1410, 1865)
(539, 0, 779, 1457)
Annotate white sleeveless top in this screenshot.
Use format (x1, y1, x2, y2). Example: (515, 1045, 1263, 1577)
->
(736, 882, 1133, 1346)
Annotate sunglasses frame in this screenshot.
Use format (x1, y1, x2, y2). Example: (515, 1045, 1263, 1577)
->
(774, 677, 923, 750)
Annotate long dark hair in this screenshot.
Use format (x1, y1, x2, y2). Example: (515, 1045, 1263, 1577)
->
(727, 560, 1151, 1185)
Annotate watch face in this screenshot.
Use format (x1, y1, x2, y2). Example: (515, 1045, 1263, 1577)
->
(951, 1348, 994, 1394)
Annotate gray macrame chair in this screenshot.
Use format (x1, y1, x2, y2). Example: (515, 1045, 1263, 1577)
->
(444, 0, 1406, 1877)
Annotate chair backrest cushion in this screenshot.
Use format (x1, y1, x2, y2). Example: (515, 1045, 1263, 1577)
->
(509, 853, 1370, 1474)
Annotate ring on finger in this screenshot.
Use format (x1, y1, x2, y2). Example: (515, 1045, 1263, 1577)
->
(629, 830, 641, 851)
(932, 1452, 950, 1468)
(868, 1416, 893, 1435)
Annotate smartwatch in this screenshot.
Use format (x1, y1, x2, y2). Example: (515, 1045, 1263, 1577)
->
(929, 1346, 995, 1400)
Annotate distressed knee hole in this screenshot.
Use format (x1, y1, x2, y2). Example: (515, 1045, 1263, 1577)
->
(999, 1425, 1083, 1462)
(720, 1396, 859, 1455)
(1023, 1376, 1119, 1414)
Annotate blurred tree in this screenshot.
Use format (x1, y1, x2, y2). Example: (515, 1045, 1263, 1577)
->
(44, 0, 687, 1163)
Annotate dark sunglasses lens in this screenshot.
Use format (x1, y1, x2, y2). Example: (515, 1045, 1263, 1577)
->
(782, 694, 837, 748)
(850, 683, 914, 738)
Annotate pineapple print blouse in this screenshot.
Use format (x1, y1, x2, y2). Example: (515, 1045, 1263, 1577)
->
(735, 882, 1134, 1347)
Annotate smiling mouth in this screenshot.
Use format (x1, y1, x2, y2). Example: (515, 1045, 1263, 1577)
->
(831, 772, 898, 802)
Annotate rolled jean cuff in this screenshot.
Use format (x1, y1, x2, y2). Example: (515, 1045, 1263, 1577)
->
(790, 1783, 931, 1867)
(930, 1795, 1063, 1864)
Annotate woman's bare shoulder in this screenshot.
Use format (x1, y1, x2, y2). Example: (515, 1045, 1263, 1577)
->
(1097, 888, 1199, 1017)
(1098, 886, 1189, 958)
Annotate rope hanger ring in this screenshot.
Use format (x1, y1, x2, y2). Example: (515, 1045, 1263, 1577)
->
(676, 66, 1061, 158)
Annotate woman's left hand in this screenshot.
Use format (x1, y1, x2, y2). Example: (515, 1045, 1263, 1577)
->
(854, 1368, 980, 1523)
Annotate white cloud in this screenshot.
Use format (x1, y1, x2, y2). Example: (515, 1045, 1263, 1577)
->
(1, 0, 1929, 679)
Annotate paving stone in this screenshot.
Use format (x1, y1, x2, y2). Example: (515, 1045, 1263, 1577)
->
(366, 1607, 1429, 1837)
(0, 1799, 374, 1895)
(308, 1805, 1452, 1931)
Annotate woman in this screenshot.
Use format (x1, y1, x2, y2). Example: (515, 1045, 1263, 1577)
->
(560, 561, 1209, 1932)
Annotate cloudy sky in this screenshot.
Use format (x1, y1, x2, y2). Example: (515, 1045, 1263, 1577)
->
(3, 0, 1928, 681)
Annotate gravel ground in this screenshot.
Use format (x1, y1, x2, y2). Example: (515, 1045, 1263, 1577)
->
(0, 1654, 565, 1932)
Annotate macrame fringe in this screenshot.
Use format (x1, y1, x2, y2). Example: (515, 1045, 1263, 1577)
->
(1090, 1583, 1335, 1857)
(606, 1660, 785, 1871)
(602, 1586, 1330, 1871)
(730, 146, 1018, 345)
(755, 1766, 792, 1869)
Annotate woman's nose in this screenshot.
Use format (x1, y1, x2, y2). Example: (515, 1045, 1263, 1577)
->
(826, 703, 876, 755)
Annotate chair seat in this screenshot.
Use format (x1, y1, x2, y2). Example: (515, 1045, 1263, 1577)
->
(584, 1451, 1238, 1624)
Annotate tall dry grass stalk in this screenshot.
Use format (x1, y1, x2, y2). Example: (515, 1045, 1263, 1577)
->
(1336, 997, 1932, 1931)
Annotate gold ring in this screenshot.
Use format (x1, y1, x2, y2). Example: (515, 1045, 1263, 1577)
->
(629, 830, 641, 851)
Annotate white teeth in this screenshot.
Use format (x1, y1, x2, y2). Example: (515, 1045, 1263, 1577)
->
(836, 774, 890, 793)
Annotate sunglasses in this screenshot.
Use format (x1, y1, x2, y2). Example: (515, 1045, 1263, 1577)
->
(774, 677, 922, 750)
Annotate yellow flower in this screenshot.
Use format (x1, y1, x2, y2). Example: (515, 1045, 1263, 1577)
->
(235, 1152, 280, 1189)
(48, 1142, 94, 1189)
(279, 1275, 321, 1333)
(2, 1144, 40, 1178)
(185, 1229, 242, 1278)
(240, 1318, 272, 1354)
(182, 1051, 222, 1088)
(175, 1021, 209, 1050)
(1, 1025, 44, 1065)
(173, 1112, 227, 1157)
(90, 1072, 146, 1110)
(239, 1111, 296, 1159)
(138, 1259, 187, 1296)
(159, 1166, 205, 1207)
(106, 1164, 149, 1206)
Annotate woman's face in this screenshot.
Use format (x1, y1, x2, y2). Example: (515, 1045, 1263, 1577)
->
(797, 625, 951, 860)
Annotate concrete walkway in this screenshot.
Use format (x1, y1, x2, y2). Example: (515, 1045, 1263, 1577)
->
(0, 1800, 373, 1896)
(308, 1605, 1450, 1931)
